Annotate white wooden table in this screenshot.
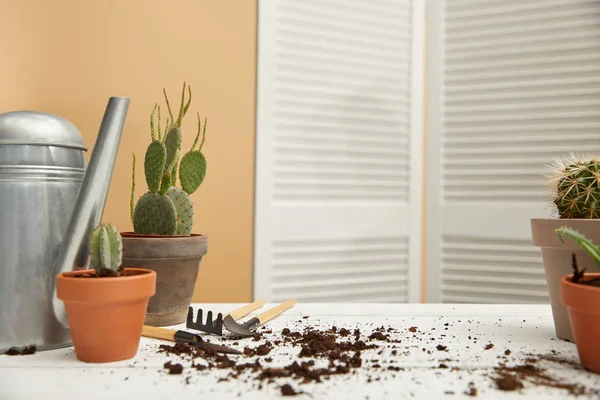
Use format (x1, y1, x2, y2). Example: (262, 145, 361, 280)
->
(1, 304, 599, 400)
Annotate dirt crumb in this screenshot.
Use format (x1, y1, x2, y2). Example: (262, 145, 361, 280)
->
(281, 384, 299, 396)
(163, 361, 183, 375)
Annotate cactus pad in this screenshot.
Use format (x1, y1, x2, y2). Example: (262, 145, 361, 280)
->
(144, 140, 167, 192)
(163, 127, 182, 174)
(133, 192, 177, 235)
(549, 153, 600, 219)
(179, 151, 207, 194)
(167, 187, 194, 236)
(89, 224, 122, 274)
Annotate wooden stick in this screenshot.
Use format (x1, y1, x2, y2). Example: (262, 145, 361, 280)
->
(226, 300, 266, 320)
(141, 325, 177, 342)
(256, 299, 298, 325)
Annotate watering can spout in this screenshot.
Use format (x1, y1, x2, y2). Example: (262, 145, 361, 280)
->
(52, 96, 130, 325)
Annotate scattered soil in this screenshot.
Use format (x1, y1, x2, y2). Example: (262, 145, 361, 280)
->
(3, 345, 36, 355)
(152, 319, 598, 397)
(157, 324, 391, 394)
(493, 373, 524, 391)
(524, 352, 582, 369)
(492, 361, 596, 396)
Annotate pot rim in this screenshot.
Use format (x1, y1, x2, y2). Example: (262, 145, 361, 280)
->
(56, 268, 157, 302)
(560, 273, 600, 312)
(561, 273, 600, 289)
(59, 267, 155, 280)
(531, 218, 600, 248)
(120, 232, 206, 239)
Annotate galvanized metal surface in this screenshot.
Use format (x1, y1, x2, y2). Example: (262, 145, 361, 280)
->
(0, 97, 129, 353)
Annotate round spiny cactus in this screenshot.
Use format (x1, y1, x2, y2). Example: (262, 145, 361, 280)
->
(89, 224, 123, 275)
(547, 153, 600, 219)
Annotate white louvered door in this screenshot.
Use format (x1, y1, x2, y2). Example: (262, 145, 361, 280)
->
(254, 1, 425, 302)
(426, 0, 600, 303)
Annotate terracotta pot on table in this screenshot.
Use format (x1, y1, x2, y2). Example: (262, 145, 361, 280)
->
(120, 233, 208, 326)
(56, 268, 156, 363)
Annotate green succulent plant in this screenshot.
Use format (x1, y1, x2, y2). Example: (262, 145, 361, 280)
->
(547, 153, 600, 219)
(130, 82, 208, 236)
(89, 224, 123, 275)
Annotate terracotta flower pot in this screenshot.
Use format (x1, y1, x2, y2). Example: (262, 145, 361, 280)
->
(560, 273, 600, 373)
(531, 219, 600, 342)
(56, 268, 156, 363)
(120, 233, 208, 326)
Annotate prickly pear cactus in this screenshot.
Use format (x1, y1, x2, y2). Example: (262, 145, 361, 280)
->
(133, 192, 178, 235)
(179, 151, 207, 195)
(145, 140, 167, 192)
(130, 81, 209, 236)
(548, 153, 600, 219)
(89, 224, 123, 274)
(164, 129, 182, 185)
(180, 113, 208, 195)
(167, 187, 194, 236)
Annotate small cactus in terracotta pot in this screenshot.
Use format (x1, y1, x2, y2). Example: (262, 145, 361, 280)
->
(556, 226, 600, 374)
(121, 82, 209, 327)
(531, 153, 600, 342)
(56, 223, 156, 363)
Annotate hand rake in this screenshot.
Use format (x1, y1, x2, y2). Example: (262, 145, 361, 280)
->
(223, 298, 297, 337)
(186, 300, 266, 335)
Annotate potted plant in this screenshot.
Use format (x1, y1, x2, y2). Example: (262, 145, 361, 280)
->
(56, 224, 156, 363)
(531, 153, 600, 342)
(556, 226, 600, 373)
(122, 81, 209, 326)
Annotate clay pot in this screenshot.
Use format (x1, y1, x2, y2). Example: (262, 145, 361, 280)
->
(120, 233, 208, 326)
(560, 273, 600, 373)
(56, 268, 156, 363)
(531, 219, 600, 342)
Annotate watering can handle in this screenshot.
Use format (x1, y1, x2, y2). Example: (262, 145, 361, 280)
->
(51, 97, 130, 328)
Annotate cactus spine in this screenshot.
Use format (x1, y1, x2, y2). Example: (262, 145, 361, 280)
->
(131, 82, 208, 236)
(547, 153, 600, 219)
(89, 224, 123, 275)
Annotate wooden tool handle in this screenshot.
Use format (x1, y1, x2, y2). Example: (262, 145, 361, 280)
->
(226, 299, 266, 320)
(141, 325, 177, 342)
(257, 298, 297, 325)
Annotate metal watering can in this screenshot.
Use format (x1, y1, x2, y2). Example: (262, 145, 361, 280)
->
(0, 97, 129, 352)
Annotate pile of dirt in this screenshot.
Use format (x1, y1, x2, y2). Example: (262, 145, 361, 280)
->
(3, 345, 36, 356)
(158, 324, 395, 395)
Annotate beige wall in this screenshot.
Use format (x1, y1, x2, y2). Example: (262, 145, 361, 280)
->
(0, 0, 257, 302)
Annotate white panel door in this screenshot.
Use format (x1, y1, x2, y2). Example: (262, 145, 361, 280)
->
(426, 0, 600, 303)
(254, 0, 426, 303)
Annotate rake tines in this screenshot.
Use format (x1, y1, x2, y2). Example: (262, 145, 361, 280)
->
(186, 307, 224, 335)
